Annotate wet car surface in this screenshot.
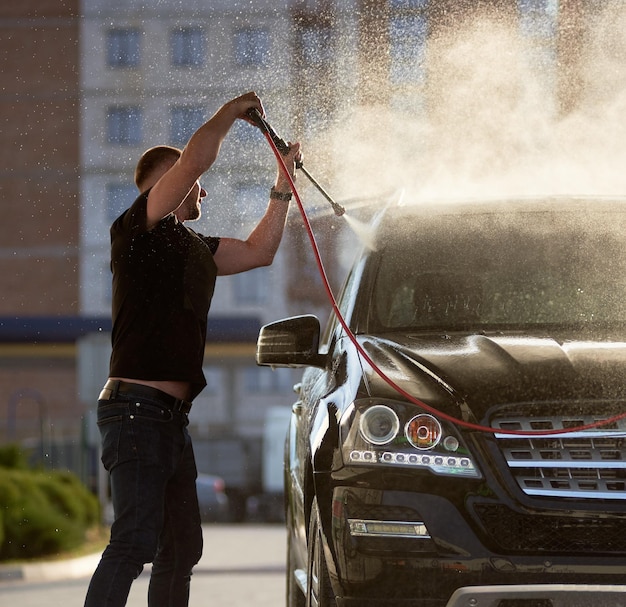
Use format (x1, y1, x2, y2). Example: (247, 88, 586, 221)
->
(257, 198, 626, 607)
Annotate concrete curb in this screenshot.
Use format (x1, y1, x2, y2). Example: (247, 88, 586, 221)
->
(0, 552, 101, 584)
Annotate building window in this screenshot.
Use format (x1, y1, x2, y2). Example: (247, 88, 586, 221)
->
(390, 0, 428, 7)
(300, 25, 332, 66)
(517, 0, 557, 13)
(233, 182, 267, 217)
(104, 260, 112, 304)
(518, 0, 558, 38)
(106, 105, 142, 145)
(201, 366, 222, 395)
(106, 182, 137, 222)
(232, 267, 270, 306)
(243, 366, 293, 393)
(389, 15, 427, 84)
(517, 0, 557, 85)
(171, 27, 205, 67)
(301, 106, 326, 140)
(234, 28, 270, 66)
(231, 118, 260, 144)
(107, 27, 141, 68)
(170, 104, 204, 146)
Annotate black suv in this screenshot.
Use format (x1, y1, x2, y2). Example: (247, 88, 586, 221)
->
(257, 198, 626, 607)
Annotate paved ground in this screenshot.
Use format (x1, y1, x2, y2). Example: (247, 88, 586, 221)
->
(0, 524, 286, 606)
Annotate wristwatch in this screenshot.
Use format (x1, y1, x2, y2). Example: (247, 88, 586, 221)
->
(270, 186, 292, 201)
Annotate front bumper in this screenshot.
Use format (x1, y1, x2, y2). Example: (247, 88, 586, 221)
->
(326, 485, 626, 606)
(446, 584, 626, 607)
(335, 585, 626, 607)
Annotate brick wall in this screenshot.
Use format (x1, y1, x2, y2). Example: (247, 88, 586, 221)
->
(0, 1, 80, 314)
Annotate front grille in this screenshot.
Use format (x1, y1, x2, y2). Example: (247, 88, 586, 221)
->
(492, 413, 626, 500)
(474, 503, 626, 553)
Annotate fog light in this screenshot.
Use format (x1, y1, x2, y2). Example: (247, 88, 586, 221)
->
(360, 405, 400, 445)
(348, 519, 431, 539)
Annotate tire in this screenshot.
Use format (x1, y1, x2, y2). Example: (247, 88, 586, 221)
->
(306, 497, 337, 607)
(287, 511, 306, 607)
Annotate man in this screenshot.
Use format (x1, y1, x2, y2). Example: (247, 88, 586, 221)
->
(84, 91, 302, 607)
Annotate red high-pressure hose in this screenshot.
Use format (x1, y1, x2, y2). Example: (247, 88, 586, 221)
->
(258, 122, 626, 437)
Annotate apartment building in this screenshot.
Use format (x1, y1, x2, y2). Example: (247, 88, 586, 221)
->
(0, 0, 593, 482)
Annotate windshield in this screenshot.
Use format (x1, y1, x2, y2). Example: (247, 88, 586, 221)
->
(368, 206, 626, 332)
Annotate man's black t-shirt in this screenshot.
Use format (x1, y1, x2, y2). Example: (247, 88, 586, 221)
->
(108, 191, 220, 400)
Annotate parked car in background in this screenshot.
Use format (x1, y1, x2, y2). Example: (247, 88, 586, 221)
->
(196, 473, 229, 523)
(257, 198, 626, 607)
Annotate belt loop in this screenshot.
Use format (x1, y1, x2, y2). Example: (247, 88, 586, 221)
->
(173, 398, 191, 414)
(110, 380, 121, 399)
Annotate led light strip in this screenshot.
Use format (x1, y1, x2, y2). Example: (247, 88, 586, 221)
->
(349, 449, 479, 477)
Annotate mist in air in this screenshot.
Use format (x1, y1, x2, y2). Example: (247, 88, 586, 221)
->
(301, 2, 626, 209)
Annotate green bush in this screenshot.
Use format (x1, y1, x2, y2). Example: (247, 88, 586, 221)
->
(0, 444, 28, 470)
(0, 445, 101, 561)
(36, 471, 100, 528)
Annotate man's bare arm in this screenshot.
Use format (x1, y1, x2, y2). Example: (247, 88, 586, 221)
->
(145, 92, 263, 230)
(213, 142, 302, 275)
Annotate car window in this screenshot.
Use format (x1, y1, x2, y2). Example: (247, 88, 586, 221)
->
(320, 255, 368, 348)
(368, 207, 626, 331)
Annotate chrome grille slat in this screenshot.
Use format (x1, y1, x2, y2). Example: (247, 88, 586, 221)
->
(494, 431, 626, 439)
(493, 413, 626, 500)
(523, 488, 625, 499)
(507, 461, 626, 469)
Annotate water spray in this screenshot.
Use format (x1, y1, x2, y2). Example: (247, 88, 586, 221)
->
(252, 109, 626, 436)
(246, 108, 346, 217)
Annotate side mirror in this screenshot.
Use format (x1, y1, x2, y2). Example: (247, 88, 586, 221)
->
(256, 315, 326, 368)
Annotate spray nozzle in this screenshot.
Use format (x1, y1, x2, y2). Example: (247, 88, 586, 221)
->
(245, 108, 346, 217)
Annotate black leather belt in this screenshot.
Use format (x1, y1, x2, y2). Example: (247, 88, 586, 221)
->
(98, 379, 192, 414)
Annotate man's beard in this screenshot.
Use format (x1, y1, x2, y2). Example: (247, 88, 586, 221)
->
(186, 203, 201, 221)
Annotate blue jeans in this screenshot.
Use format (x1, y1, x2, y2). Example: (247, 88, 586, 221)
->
(84, 396, 203, 607)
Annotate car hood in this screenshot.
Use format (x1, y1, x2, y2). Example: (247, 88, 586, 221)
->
(358, 330, 626, 419)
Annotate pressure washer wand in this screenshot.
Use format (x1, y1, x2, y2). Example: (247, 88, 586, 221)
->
(246, 108, 346, 217)
(297, 165, 346, 218)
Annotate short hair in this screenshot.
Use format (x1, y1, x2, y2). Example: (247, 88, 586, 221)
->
(134, 145, 182, 191)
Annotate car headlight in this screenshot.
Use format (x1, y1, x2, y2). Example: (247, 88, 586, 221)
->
(359, 405, 400, 445)
(406, 414, 442, 450)
(341, 399, 481, 478)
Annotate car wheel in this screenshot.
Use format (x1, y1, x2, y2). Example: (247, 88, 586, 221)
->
(287, 512, 306, 607)
(306, 497, 337, 607)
